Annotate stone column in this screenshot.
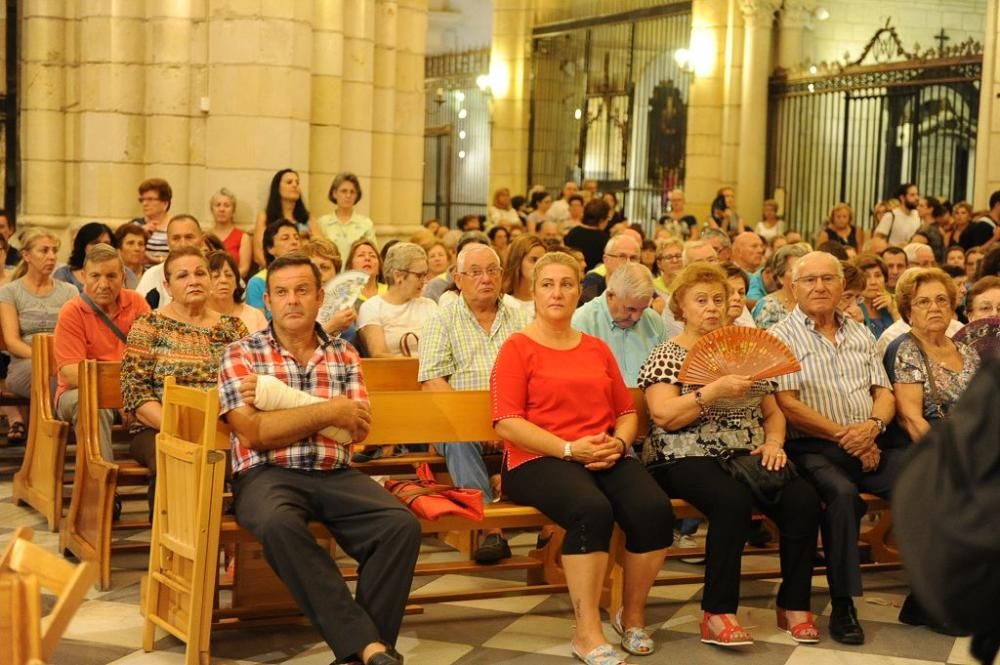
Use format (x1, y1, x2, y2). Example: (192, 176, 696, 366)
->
(340, 1, 376, 220)
(489, 0, 533, 197)
(735, 0, 779, 228)
(974, 0, 1000, 204)
(776, 0, 814, 71)
(309, 1, 345, 217)
(369, 0, 398, 229)
(20, 3, 68, 229)
(74, 2, 147, 221)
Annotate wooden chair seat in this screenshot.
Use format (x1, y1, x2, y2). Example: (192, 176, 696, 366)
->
(13, 335, 70, 531)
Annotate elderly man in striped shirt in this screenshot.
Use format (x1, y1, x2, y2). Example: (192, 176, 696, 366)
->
(771, 251, 906, 647)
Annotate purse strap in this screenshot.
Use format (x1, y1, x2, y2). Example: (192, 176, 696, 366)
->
(907, 334, 944, 412)
(80, 293, 128, 344)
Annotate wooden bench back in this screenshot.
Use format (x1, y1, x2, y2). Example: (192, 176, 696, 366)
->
(360, 357, 420, 391)
(30, 334, 59, 416)
(365, 389, 649, 446)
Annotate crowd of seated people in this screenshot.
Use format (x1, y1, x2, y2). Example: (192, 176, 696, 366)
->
(4, 174, 1000, 665)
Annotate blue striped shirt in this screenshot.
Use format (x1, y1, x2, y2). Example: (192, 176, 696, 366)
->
(770, 306, 891, 440)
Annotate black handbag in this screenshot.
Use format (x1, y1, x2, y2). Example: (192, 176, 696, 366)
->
(716, 447, 798, 507)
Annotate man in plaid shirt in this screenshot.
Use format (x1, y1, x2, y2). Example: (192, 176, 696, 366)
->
(219, 254, 419, 665)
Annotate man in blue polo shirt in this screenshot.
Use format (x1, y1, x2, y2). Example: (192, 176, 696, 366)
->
(572, 262, 665, 386)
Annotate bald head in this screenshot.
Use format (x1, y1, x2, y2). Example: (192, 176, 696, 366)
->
(603, 235, 641, 277)
(732, 232, 764, 272)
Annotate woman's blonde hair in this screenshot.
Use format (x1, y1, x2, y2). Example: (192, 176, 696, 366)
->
(828, 202, 854, 225)
(895, 267, 958, 324)
(13, 228, 60, 279)
(530, 251, 581, 291)
(301, 237, 342, 273)
(668, 263, 731, 321)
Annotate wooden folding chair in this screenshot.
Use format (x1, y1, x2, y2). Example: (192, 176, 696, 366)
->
(0, 570, 43, 665)
(60, 360, 150, 590)
(13, 334, 71, 531)
(0, 526, 96, 662)
(142, 377, 227, 665)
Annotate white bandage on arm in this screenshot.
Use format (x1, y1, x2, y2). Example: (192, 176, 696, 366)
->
(252, 374, 353, 443)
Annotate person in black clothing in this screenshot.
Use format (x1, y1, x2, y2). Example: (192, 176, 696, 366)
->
(565, 199, 611, 271)
(952, 200, 994, 251)
(0, 210, 18, 268)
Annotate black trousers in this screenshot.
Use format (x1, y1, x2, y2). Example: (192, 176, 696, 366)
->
(785, 438, 905, 599)
(502, 456, 674, 554)
(232, 466, 421, 660)
(653, 457, 822, 614)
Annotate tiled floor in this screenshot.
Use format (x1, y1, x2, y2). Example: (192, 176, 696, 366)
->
(0, 442, 992, 665)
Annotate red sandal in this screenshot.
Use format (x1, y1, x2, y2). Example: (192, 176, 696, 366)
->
(700, 611, 753, 647)
(777, 607, 820, 643)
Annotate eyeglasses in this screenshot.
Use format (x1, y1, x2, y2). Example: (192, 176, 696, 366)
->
(971, 303, 1000, 316)
(657, 253, 683, 262)
(794, 274, 840, 286)
(605, 252, 641, 263)
(401, 269, 429, 281)
(458, 266, 503, 279)
(911, 295, 951, 310)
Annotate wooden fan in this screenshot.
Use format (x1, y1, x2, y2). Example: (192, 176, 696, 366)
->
(678, 327, 801, 385)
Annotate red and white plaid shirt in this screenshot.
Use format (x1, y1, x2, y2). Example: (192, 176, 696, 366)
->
(218, 324, 369, 476)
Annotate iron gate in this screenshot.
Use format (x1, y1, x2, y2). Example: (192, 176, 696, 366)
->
(767, 24, 982, 236)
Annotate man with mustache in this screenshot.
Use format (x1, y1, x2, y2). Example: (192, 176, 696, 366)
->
(54, 243, 150, 461)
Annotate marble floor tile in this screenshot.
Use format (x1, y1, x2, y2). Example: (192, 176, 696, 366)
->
(784, 646, 946, 664)
(62, 600, 150, 649)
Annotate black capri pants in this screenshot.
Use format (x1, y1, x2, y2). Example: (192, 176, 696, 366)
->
(502, 456, 674, 555)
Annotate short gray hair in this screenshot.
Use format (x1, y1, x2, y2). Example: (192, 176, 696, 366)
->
(383, 242, 427, 286)
(604, 234, 639, 254)
(209, 187, 237, 211)
(771, 243, 811, 285)
(790, 250, 844, 282)
(456, 243, 500, 272)
(84, 243, 124, 270)
(903, 242, 932, 264)
(606, 262, 655, 300)
(701, 228, 731, 247)
(682, 240, 712, 265)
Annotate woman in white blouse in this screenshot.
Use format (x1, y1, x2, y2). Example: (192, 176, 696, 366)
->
(357, 242, 437, 357)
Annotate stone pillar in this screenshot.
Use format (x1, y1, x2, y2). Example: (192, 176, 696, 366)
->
(685, 0, 734, 219)
(309, 2, 344, 218)
(719, 0, 744, 188)
(340, 1, 376, 219)
(388, 0, 427, 234)
(74, 2, 147, 222)
(776, 0, 814, 71)
(735, 0, 779, 228)
(21, 3, 68, 229)
(489, 0, 533, 196)
(974, 0, 1000, 204)
(370, 0, 398, 229)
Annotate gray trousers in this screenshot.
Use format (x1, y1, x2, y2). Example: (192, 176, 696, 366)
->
(56, 389, 114, 462)
(232, 465, 421, 660)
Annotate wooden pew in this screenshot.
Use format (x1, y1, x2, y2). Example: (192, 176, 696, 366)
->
(0, 570, 43, 665)
(360, 357, 419, 391)
(60, 360, 151, 591)
(0, 526, 97, 662)
(12, 334, 70, 532)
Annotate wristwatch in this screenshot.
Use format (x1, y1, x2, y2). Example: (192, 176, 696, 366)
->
(562, 442, 573, 461)
(868, 416, 886, 434)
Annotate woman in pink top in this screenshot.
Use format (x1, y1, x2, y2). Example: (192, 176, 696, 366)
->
(491, 252, 673, 665)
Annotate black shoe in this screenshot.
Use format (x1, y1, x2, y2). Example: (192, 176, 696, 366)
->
(366, 646, 404, 665)
(474, 533, 512, 564)
(112, 493, 123, 522)
(898, 593, 967, 636)
(829, 602, 865, 645)
(746, 521, 771, 548)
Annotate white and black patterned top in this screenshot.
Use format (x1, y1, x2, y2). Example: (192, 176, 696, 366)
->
(637, 341, 774, 467)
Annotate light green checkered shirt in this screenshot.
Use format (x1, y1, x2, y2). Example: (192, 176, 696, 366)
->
(418, 295, 531, 390)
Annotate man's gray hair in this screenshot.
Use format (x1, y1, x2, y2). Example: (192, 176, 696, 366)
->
(700, 227, 731, 247)
(604, 233, 639, 254)
(790, 250, 845, 282)
(84, 243, 124, 270)
(383, 242, 427, 286)
(606, 262, 655, 300)
(682, 240, 711, 265)
(456, 243, 500, 272)
(903, 242, 931, 264)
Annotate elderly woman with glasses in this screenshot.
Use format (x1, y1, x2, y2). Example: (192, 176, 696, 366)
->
(882, 267, 980, 633)
(357, 242, 437, 358)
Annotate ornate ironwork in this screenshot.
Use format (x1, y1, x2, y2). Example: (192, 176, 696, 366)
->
(425, 48, 489, 88)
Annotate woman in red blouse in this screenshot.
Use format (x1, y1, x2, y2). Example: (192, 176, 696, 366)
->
(491, 252, 673, 665)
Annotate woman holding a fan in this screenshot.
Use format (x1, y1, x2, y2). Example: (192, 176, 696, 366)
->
(492, 251, 673, 665)
(638, 262, 822, 648)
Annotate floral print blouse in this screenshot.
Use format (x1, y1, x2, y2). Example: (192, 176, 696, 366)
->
(121, 312, 248, 417)
(884, 334, 980, 420)
(637, 341, 776, 467)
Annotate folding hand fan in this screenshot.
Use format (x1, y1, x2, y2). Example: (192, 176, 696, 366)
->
(953, 316, 1000, 362)
(317, 270, 370, 325)
(677, 326, 801, 385)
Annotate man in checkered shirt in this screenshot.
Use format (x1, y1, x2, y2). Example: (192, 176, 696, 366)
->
(218, 253, 419, 665)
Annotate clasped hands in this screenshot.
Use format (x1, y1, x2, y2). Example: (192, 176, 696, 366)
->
(834, 420, 881, 472)
(238, 374, 372, 443)
(563, 433, 624, 471)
